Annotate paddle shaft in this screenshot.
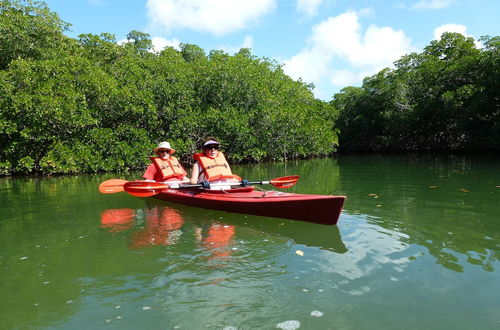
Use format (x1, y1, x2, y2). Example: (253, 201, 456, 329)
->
(119, 175, 299, 197)
(175, 180, 269, 189)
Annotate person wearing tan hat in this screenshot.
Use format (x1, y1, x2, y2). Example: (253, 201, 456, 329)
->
(143, 141, 188, 182)
(189, 137, 240, 189)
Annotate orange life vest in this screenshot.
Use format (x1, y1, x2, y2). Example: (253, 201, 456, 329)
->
(130, 207, 184, 247)
(193, 152, 235, 182)
(150, 156, 186, 181)
(203, 224, 235, 259)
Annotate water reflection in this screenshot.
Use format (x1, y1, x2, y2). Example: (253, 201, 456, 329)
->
(100, 206, 237, 264)
(100, 209, 135, 232)
(129, 207, 184, 247)
(99, 200, 348, 271)
(4, 157, 500, 329)
(232, 216, 348, 254)
(100, 206, 185, 247)
(142, 196, 348, 253)
(197, 223, 236, 266)
(337, 154, 500, 273)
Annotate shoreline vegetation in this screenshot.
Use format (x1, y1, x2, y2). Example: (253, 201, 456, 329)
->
(1, 0, 499, 176)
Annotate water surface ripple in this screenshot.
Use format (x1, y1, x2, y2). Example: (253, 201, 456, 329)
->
(1, 155, 499, 329)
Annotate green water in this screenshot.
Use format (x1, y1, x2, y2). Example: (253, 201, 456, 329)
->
(1, 154, 499, 329)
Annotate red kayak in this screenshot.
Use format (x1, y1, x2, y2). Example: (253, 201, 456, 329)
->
(99, 177, 346, 225)
(152, 187, 345, 225)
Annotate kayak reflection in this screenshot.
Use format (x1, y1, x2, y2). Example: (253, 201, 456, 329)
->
(100, 201, 347, 257)
(196, 223, 236, 262)
(143, 198, 347, 253)
(100, 208, 135, 232)
(130, 207, 184, 247)
(100, 207, 184, 246)
(256, 220, 347, 254)
(100, 207, 237, 261)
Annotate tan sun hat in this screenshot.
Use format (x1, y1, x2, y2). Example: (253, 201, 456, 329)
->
(153, 141, 176, 155)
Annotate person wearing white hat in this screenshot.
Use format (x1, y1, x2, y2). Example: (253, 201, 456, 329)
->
(189, 137, 240, 189)
(143, 141, 188, 182)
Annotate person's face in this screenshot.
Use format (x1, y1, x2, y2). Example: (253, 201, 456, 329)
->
(203, 144, 219, 157)
(158, 149, 170, 159)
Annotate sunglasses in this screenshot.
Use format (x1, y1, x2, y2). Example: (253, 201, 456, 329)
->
(204, 145, 219, 150)
(158, 149, 170, 153)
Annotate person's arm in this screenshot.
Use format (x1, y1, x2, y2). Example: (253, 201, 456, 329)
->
(143, 163, 157, 181)
(189, 163, 199, 184)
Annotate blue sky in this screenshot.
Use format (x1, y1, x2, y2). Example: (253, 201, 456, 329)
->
(43, 0, 500, 100)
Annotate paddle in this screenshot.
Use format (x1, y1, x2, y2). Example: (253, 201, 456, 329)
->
(122, 181, 171, 197)
(99, 179, 129, 194)
(250, 175, 299, 189)
(122, 175, 300, 197)
(98, 179, 188, 194)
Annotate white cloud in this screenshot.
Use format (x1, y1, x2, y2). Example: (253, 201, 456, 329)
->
(285, 48, 330, 83)
(433, 23, 467, 40)
(151, 36, 181, 52)
(309, 12, 413, 66)
(433, 23, 481, 48)
(296, 0, 325, 17)
(411, 0, 455, 10)
(146, 0, 276, 36)
(283, 11, 415, 98)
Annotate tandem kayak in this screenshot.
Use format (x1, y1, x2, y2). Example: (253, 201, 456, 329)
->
(151, 187, 345, 225)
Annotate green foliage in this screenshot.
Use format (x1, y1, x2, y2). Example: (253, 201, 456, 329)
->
(180, 43, 206, 63)
(0, 0, 340, 175)
(126, 30, 153, 53)
(2, 1, 498, 175)
(334, 32, 500, 152)
(0, 0, 70, 69)
(39, 126, 151, 174)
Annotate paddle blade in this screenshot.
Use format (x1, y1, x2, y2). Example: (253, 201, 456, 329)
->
(270, 175, 299, 189)
(125, 190, 161, 198)
(123, 181, 169, 197)
(99, 179, 129, 194)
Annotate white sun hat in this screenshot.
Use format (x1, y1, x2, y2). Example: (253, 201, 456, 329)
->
(153, 141, 176, 155)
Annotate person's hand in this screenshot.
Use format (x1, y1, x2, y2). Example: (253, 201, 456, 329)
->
(241, 179, 250, 187)
(201, 181, 211, 189)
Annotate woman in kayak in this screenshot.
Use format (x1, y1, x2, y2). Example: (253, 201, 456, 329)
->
(189, 137, 240, 189)
(143, 141, 189, 183)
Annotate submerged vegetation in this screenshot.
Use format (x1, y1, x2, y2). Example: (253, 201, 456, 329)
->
(1, 0, 499, 176)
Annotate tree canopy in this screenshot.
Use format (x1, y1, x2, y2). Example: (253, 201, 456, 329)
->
(333, 32, 500, 152)
(1, 1, 498, 176)
(0, 0, 339, 175)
